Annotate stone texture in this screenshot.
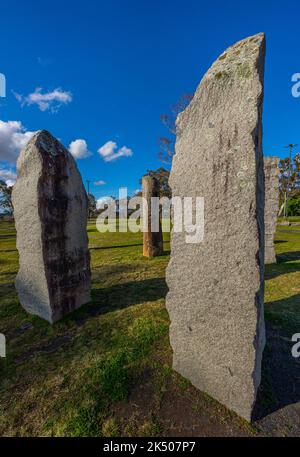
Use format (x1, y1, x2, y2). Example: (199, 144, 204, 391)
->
(166, 33, 266, 421)
(12, 130, 91, 323)
(264, 157, 279, 264)
(142, 175, 163, 257)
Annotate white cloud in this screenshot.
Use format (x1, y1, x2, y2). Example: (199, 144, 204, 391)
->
(94, 180, 106, 186)
(0, 168, 17, 186)
(98, 140, 133, 162)
(0, 120, 35, 163)
(98, 141, 117, 159)
(14, 87, 72, 112)
(68, 139, 91, 159)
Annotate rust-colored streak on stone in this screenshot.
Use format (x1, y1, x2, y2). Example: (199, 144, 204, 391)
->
(142, 175, 163, 257)
(12, 130, 91, 323)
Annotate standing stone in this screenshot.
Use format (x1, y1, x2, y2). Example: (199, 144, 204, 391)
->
(264, 157, 279, 264)
(166, 33, 266, 421)
(142, 175, 163, 257)
(12, 130, 91, 323)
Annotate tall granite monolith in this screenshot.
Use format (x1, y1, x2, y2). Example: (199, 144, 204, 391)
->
(142, 175, 163, 257)
(166, 33, 266, 421)
(12, 130, 91, 323)
(264, 157, 279, 264)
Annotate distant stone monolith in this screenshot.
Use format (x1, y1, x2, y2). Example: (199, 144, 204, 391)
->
(166, 33, 266, 421)
(264, 157, 279, 264)
(142, 175, 163, 257)
(12, 130, 91, 323)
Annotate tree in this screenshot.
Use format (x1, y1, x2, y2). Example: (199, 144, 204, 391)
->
(158, 93, 193, 163)
(145, 167, 171, 198)
(87, 193, 97, 218)
(287, 195, 300, 216)
(140, 167, 171, 199)
(278, 153, 300, 207)
(0, 180, 13, 214)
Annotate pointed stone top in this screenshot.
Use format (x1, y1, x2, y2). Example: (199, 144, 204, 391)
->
(176, 33, 266, 129)
(205, 32, 265, 81)
(30, 129, 53, 143)
(23, 129, 67, 158)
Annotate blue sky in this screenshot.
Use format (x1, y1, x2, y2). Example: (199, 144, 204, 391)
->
(0, 0, 300, 201)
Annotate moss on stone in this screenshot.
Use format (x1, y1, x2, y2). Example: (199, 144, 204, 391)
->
(236, 62, 252, 79)
(215, 71, 226, 80)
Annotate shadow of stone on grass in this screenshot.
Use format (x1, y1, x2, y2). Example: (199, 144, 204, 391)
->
(14, 334, 73, 364)
(88, 277, 168, 317)
(89, 243, 143, 250)
(265, 250, 300, 280)
(253, 322, 300, 423)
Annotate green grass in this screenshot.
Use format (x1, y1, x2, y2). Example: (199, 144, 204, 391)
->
(265, 225, 300, 334)
(278, 216, 300, 222)
(0, 219, 299, 436)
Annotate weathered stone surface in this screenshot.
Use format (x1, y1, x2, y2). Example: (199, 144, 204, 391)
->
(12, 130, 91, 323)
(166, 33, 266, 421)
(264, 157, 279, 264)
(142, 175, 163, 257)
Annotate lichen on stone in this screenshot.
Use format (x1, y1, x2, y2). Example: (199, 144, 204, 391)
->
(236, 62, 252, 79)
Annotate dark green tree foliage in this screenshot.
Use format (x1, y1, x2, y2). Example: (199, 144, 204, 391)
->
(288, 195, 300, 216)
(87, 193, 97, 217)
(140, 167, 171, 199)
(145, 167, 171, 198)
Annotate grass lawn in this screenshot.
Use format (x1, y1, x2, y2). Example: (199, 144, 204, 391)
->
(0, 219, 299, 436)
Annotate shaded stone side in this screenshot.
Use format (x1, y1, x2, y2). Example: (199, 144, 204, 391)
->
(166, 33, 266, 421)
(142, 175, 163, 257)
(12, 130, 91, 323)
(264, 157, 279, 264)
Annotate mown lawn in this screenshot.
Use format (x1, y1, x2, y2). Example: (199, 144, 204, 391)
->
(0, 219, 299, 436)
